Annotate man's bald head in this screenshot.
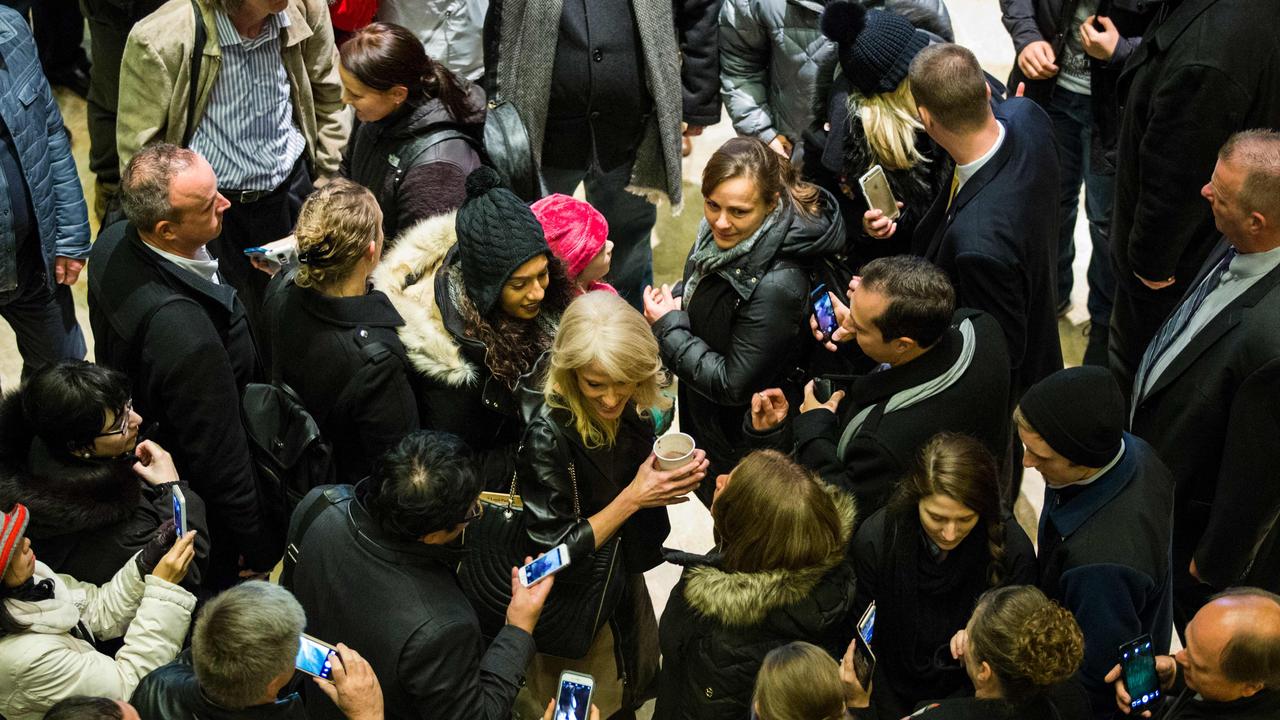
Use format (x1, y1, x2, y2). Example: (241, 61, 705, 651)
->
(1183, 588, 1280, 702)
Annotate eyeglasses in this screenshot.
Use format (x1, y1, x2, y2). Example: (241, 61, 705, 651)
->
(463, 500, 484, 524)
(95, 400, 134, 438)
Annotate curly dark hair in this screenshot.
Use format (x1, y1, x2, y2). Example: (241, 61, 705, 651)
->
(364, 431, 481, 539)
(453, 256, 574, 390)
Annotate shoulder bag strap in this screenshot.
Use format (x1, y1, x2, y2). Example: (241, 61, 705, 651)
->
(281, 484, 354, 587)
(183, 0, 207, 148)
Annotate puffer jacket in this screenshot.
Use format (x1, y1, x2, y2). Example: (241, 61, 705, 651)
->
(0, 560, 196, 720)
(370, 213, 549, 489)
(342, 84, 486, 243)
(654, 485, 858, 719)
(0, 6, 89, 293)
(719, 0, 836, 148)
(651, 189, 845, 481)
(0, 390, 211, 590)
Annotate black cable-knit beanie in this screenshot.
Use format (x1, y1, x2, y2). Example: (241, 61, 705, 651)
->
(822, 2, 930, 97)
(455, 167, 550, 316)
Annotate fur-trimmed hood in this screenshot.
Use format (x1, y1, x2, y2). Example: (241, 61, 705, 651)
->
(371, 213, 477, 389)
(680, 485, 857, 627)
(0, 392, 141, 538)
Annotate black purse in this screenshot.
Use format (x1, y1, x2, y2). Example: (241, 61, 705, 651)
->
(458, 454, 625, 659)
(483, 100, 546, 203)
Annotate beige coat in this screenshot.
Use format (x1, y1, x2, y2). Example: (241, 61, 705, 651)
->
(116, 0, 349, 178)
(0, 559, 196, 720)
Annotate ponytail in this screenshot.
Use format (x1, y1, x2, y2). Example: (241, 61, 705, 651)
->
(341, 22, 475, 121)
(701, 137, 824, 218)
(421, 58, 474, 122)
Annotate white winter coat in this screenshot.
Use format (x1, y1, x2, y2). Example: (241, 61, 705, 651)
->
(0, 558, 195, 720)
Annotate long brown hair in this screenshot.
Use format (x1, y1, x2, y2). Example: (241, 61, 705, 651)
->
(753, 642, 847, 720)
(712, 450, 843, 574)
(339, 22, 473, 121)
(888, 433, 1007, 585)
(701, 137, 823, 217)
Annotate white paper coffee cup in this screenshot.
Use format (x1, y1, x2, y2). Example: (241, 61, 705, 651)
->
(654, 432, 696, 471)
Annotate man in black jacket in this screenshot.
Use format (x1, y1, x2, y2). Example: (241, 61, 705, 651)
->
(999, 0, 1155, 364)
(747, 255, 1011, 516)
(1106, 588, 1280, 720)
(1128, 130, 1280, 629)
(908, 43, 1063, 404)
(87, 143, 281, 591)
(1108, 0, 1280, 392)
(287, 431, 553, 720)
(1019, 367, 1174, 720)
(483, 0, 721, 307)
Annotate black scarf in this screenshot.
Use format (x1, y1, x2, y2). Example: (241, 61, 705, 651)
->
(8, 576, 54, 602)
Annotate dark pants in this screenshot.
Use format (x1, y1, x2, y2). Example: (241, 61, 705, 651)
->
(1046, 88, 1115, 366)
(31, 0, 87, 73)
(80, 0, 166, 215)
(0, 238, 86, 388)
(211, 156, 312, 340)
(543, 159, 656, 309)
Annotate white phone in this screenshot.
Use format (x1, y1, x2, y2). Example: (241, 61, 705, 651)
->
(554, 671, 594, 720)
(243, 236, 299, 269)
(859, 165, 901, 220)
(295, 633, 338, 680)
(519, 544, 571, 587)
(171, 486, 187, 536)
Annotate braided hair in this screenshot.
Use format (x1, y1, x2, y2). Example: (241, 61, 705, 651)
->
(293, 179, 381, 289)
(967, 585, 1085, 705)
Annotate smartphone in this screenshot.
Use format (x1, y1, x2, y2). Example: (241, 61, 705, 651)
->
(295, 633, 337, 680)
(812, 377, 835, 404)
(171, 486, 187, 537)
(852, 602, 877, 688)
(859, 165, 900, 221)
(554, 671, 594, 720)
(1119, 635, 1162, 712)
(811, 285, 838, 340)
(519, 544, 571, 587)
(243, 238, 298, 268)
(857, 601, 876, 645)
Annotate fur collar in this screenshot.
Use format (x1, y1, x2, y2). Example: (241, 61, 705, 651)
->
(371, 213, 477, 388)
(682, 485, 857, 627)
(0, 392, 142, 537)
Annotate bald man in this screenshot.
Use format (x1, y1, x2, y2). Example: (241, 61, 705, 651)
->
(1106, 587, 1280, 719)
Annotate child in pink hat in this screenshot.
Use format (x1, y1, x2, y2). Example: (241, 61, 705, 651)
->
(531, 194, 617, 295)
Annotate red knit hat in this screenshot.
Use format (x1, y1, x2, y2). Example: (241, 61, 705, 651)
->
(1, 503, 29, 580)
(530, 194, 610, 280)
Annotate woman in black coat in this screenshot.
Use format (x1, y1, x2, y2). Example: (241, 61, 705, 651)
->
(644, 137, 844, 499)
(655, 449, 858, 720)
(851, 433, 1037, 719)
(372, 168, 575, 490)
(519, 291, 706, 716)
(263, 180, 421, 486)
(846, 585, 1091, 720)
(0, 361, 209, 591)
(338, 22, 485, 244)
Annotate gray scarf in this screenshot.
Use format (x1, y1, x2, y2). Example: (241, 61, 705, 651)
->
(683, 205, 782, 306)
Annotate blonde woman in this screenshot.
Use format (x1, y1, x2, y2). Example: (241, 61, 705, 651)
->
(261, 179, 420, 485)
(518, 291, 708, 717)
(804, 1, 952, 266)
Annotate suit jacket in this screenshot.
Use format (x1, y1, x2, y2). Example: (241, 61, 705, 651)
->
(1111, 0, 1280, 285)
(915, 97, 1063, 401)
(1129, 241, 1280, 593)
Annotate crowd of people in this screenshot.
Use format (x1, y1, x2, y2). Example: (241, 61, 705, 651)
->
(0, 0, 1278, 718)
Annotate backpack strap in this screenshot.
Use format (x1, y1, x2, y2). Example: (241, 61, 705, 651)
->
(389, 128, 478, 194)
(280, 484, 355, 589)
(183, 0, 207, 147)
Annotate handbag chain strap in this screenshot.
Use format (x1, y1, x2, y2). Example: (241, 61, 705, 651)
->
(568, 462, 581, 518)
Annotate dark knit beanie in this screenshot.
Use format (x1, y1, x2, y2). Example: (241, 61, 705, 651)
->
(454, 167, 550, 316)
(822, 2, 930, 97)
(1018, 367, 1125, 468)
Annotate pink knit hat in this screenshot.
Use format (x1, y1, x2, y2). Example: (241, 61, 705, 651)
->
(530, 194, 610, 280)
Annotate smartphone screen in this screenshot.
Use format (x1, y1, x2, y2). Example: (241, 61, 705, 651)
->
(296, 634, 336, 680)
(811, 285, 838, 338)
(555, 674, 593, 720)
(1120, 636, 1161, 711)
(520, 546, 569, 586)
(852, 631, 876, 688)
(857, 602, 876, 645)
(859, 166, 900, 220)
(171, 486, 187, 536)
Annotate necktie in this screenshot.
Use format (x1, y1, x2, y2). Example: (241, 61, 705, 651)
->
(945, 169, 960, 211)
(1132, 247, 1237, 404)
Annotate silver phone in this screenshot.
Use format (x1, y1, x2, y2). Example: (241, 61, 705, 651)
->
(859, 165, 901, 220)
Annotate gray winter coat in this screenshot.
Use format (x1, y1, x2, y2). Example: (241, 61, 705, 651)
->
(719, 0, 835, 146)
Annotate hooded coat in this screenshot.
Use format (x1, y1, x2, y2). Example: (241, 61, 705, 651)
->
(370, 214, 547, 488)
(0, 392, 211, 592)
(651, 189, 846, 481)
(342, 85, 487, 243)
(654, 486, 858, 719)
(0, 560, 195, 720)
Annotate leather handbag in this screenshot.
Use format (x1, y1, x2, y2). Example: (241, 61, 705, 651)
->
(458, 458, 624, 659)
(482, 100, 546, 203)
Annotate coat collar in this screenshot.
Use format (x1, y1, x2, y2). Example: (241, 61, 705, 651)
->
(291, 281, 405, 330)
(844, 313, 968, 409)
(1119, 0, 1219, 82)
(1041, 434, 1137, 539)
(346, 488, 467, 568)
(1141, 240, 1280, 402)
(4, 562, 97, 634)
(197, 0, 313, 58)
(128, 226, 241, 314)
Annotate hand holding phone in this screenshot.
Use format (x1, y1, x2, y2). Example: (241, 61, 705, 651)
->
(811, 284, 839, 341)
(296, 633, 338, 680)
(519, 544, 571, 587)
(244, 236, 299, 275)
(1118, 636, 1162, 713)
(552, 671, 594, 720)
(859, 165, 901, 221)
(171, 486, 188, 536)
